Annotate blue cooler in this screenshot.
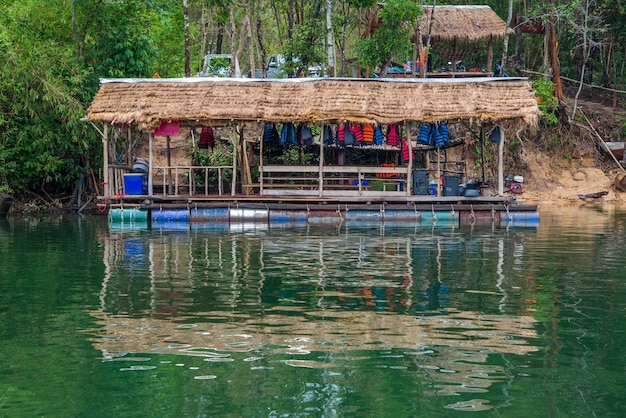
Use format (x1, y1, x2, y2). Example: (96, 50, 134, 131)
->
(124, 173, 147, 195)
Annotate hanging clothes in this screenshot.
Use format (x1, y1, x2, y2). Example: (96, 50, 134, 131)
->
(343, 123, 356, 146)
(199, 126, 215, 149)
(298, 123, 313, 145)
(323, 125, 335, 146)
(263, 122, 279, 144)
(280, 122, 297, 145)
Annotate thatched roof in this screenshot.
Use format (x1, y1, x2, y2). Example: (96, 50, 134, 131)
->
(420, 5, 514, 43)
(86, 77, 538, 132)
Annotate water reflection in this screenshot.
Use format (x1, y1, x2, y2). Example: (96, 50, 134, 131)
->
(91, 224, 546, 407)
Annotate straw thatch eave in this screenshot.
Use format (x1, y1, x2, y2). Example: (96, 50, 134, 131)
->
(420, 6, 514, 44)
(86, 77, 538, 132)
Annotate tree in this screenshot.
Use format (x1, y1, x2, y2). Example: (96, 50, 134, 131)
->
(353, 0, 421, 76)
(0, 1, 100, 199)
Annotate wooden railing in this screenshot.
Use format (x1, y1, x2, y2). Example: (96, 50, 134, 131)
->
(106, 164, 234, 197)
(106, 165, 131, 197)
(152, 165, 234, 196)
(260, 165, 411, 197)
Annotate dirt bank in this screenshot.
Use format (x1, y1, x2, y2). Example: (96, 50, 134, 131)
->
(501, 91, 626, 207)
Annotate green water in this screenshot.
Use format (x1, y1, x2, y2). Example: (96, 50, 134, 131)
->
(1, 206, 625, 417)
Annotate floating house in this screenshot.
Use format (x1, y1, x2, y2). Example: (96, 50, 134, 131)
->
(85, 76, 539, 228)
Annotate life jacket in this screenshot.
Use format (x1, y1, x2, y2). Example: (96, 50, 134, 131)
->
(337, 123, 345, 146)
(351, 123, 364, 143)
(418, 123, 432, 146)
(433, 121, 449, 147)
(362, 124, 374, 143)
(401, 139, 410, 162)
(418, 121, 449, 147)
(199, 126, 215, 149)
(374, 125, 385, 145)
(386, 123, 400, 147)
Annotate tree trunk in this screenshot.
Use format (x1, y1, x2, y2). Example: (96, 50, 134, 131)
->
(183, 0, 191, 77)
(229, 4, 237, 77)
(246, 6, 255, 77)
(326, 0, 335, 77)
(256, 0, 267, 77)
(235, 14, 250, 78)
(498, 0, 513, 76)
(548, 0, 563, 102)
(287, 0, 295, 40)
(270, 0, 284, 46)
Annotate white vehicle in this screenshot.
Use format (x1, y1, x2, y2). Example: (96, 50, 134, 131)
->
(267, 54, 324, 78)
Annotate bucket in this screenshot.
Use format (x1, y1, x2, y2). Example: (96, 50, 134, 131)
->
(428, 179, 437, 196)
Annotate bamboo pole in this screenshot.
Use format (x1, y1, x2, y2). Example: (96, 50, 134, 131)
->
(103, 123, 109, 197)
(498, 124, 505, 196)
(259, 128, 264, 195)
(319, 124, 325, 197)
(166, 135, 172, 194)
(436, 147, 441, 196)
(406, 122, 412, 196)
(231, 127, 238, 196)
(148, 132, 153, 196)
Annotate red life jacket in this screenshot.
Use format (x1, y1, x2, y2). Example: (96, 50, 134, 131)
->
(387, 123, 399, 147)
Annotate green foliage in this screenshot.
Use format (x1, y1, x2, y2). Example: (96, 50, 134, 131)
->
(282, 7, 325, 75)
(0, 0, 100, 197)
(192, 142, 234, 167)
(532, 79, 560, 126)
(278, 146, 313, 165)
(354, 0, 421, 73)
(86, 1, 159, 77)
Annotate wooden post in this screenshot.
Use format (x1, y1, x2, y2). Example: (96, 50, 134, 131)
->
(166, 135, 172, 194)
(127, 124, 133, 167)
(406, 122, 412, 196)
(319, 124, 325, 197)
(436, 147, 441, 197)
(148, 132, 153, 197)
(480, 126, 486, 183)
(498, 124, 505, 196)
(102, 123, 109, 197)
(486, 37, 493, 73)
(259, 128, 264, 195)
(231, 127, 238, 196)
(242, 137, 251, 195)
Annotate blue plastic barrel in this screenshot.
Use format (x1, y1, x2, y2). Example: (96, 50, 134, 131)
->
(190, 207, 229, 222)
(269, 210, 308, 226)
(501, 211, 540, 227)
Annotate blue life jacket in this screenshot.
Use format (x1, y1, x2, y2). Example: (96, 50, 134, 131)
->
(374, 125, 385, 145)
